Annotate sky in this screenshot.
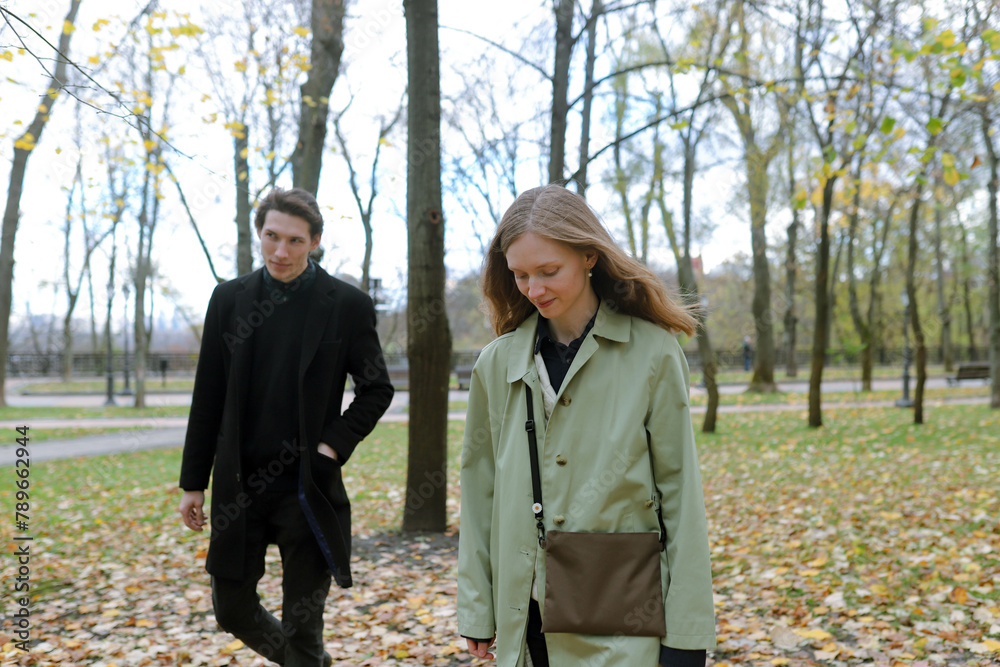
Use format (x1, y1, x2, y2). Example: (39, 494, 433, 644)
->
(0, 0, 750, 335)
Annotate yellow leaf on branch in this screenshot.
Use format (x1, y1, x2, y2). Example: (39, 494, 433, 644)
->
(292, 26, 310, 37)
(14, 133, 36, 151)
(63, 20, 76, 34)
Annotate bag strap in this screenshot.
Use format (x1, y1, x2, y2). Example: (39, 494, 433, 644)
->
(524, 383, 666, 551)
(646, 441, 668, 552)
(524, 385, 546, 546)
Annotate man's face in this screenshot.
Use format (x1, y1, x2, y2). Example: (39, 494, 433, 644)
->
(258, 210, 320, 283)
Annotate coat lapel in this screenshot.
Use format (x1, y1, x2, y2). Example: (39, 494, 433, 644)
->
(298, 268, 337, 383)
(231, 269, 263, 430)
(550, 305, 632, 398)
(506, 313, 539, 385)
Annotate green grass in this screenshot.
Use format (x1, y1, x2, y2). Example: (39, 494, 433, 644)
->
(14, 426, 155, 442)
(17, 378, 196, 394)
(6, 404, 997, 664)
(688, 383, 990, 407)
(0, 405, 191, 420)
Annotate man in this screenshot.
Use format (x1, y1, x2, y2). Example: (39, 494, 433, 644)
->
(178, 187, 394, 666)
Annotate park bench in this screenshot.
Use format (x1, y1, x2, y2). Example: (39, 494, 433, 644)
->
(387, 364, 409, 391)
(455, 365, 475, 390)
(946, 362, 991, 386)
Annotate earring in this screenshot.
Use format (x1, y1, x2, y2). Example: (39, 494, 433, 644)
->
(588, 268, 593, 278)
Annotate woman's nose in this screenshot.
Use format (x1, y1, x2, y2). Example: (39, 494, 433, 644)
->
(527, 278, 544, 299)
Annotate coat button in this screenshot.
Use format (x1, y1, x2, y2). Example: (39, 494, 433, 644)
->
(560, 396, 572, 406)
(553, 515, 565, 526)
(645, 499, 655, 509)
(556, 455, 567, 466)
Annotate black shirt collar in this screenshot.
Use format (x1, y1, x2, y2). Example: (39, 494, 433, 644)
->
(262, 259, 317, 303)
(533, 307, 599, 355)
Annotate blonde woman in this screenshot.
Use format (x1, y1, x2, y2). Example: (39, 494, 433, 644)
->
(457, 185, 716, 666)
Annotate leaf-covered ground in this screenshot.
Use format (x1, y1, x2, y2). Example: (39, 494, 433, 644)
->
(2, 405, 998, 666)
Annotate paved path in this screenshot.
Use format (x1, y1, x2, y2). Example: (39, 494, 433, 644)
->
(1, 375, 991, 466)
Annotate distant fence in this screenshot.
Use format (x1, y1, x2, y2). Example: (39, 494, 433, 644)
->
(686, 346, 992, 371)
(5, 346, 992, 378)
(5, 352, 199, 378)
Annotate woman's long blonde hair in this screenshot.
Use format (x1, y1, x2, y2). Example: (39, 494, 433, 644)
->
(481, 185, 698, 337)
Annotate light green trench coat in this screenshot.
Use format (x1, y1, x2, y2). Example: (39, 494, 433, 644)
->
(458, 308, 716, 666)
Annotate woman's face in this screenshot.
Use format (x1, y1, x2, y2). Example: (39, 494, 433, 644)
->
(505, 231, 597, 328)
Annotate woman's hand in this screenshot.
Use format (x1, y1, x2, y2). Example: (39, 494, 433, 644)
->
(465, 636, 496, 660)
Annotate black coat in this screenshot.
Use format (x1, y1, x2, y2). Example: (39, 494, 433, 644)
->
(179, 266, 394, 587)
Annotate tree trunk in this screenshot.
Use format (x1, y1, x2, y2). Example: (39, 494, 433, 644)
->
(959, 222, 977, 361)
(62, 307, 75, 382)
(403, 0, 451, 533)
(548, 0, 575, 184)
(235, 128, 253, 276)
(983, 107, 1000, 409)
(612, 82, 637, 256)
(905, 92, 951, 423)
(133, 176, 152, 409)
(824, 230, 844, 361)
(291, 0, 345, 195)
(905, 181, 928, 424)
(575, 0, 600, 194)
(863, 202, 894, 390)
(0, 0, 83, 405)
(86, 264, 99, 363)
(808, 177, 837, 427)
(62, 175, 77, 383)
(933, 187, 953, 371)
(747, 147, 777, 392)
(661, 136, 718, 432)
(784, 139, 800, 379)
(846, 166, 871, 390)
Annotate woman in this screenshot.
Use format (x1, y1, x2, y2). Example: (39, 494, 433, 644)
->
(457, 185, 716, 666)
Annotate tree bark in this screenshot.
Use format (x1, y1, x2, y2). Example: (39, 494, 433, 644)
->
(234, 128, 253, 275)
(825, 229, 844, 361)
(575, 0, 601, 194)
(905, 91, 952, 424)
(905, 182, 928, 424)
(403, 0, 451, 533)
(933, 184, 953, 371)
(747, 146, 778, 392)
(548, 0, 575, 184)
(62, 169, 79, 383)
(0, 0, 83, 406)
(291, 0, 345, 195)
(659, 132, 718, 432)
(845, 164, 870, 390)
(808, 177, 836, 427)
(784, 140, 800, 379)
(717, 0, 781, 393)
(983, 106, 1000, 409)
(958, 221, 977, 361)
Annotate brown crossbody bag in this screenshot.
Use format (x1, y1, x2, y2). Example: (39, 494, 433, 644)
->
(524, 385, 667, 637)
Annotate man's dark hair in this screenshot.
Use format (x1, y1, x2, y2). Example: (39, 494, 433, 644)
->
(254, 187, 324, 238)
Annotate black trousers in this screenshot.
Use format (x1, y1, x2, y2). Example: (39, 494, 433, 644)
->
(526, 599, 549, 666)
(211, 491, 332, 667)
